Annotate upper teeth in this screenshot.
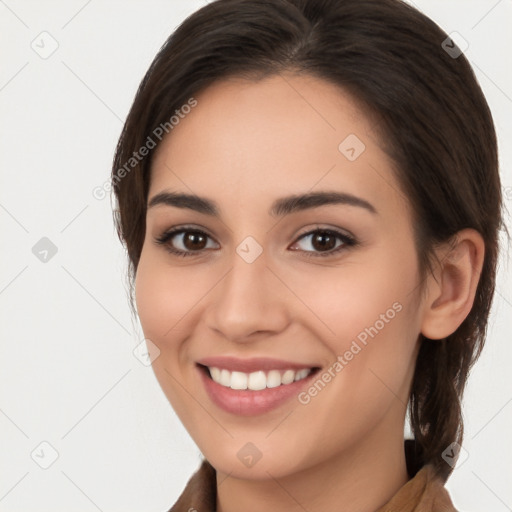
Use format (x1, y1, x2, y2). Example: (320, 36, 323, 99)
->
(208, 367, 312, 390)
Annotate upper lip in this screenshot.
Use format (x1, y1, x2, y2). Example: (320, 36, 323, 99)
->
(196, 356, 318, 373)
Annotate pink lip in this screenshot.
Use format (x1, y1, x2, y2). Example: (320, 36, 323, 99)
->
(196, 361, 319, 416)
(196, 356, 316, 373)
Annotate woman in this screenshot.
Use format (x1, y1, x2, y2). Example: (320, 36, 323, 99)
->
(111, 0, 503, 510)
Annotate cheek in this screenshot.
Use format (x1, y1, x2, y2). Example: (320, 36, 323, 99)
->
(287, 250, 421, 409)
(285, 250, 419, 349)
(134, 251, 208, 420)
(134, 251, 209, 343)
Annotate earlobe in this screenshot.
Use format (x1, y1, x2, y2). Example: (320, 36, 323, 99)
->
(420, 229, 485, 340)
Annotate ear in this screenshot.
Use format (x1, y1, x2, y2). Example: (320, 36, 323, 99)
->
(421, 229, 485, 340)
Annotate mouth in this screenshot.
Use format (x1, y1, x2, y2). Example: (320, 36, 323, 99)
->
(199, 365, 315, 390)
(196, 357, 321, 415)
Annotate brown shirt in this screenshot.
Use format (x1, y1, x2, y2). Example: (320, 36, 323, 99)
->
(168, 441, 458, 512)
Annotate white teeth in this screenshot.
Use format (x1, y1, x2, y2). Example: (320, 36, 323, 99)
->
(248, 371, 267, 391)
(230, 371, 248, 390)
(294, 369, 310, 381)
(220, 369, 231, 387)
(207, 366, 313, 390)
(210, 367, 221, 382)
(266, 370, 281, 388)
(281, 369, 295, 385)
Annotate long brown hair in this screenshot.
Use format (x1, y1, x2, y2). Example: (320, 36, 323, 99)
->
(111, 0, 504, 481)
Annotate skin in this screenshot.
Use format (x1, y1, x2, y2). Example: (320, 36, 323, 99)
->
(134, 73, 484, 512)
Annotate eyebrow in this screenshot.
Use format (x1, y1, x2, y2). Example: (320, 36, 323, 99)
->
(147, 190, 377, 216)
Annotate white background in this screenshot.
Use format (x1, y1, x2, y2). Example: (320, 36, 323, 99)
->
(0, 1, 511, 511)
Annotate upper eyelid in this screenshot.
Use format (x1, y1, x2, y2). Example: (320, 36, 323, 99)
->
(157, 225, 217, 239)
(294, 226, 354, 239)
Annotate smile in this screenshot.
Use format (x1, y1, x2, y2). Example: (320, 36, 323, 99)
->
(196, 356, 321, 415)
(207, 367, 313, 390)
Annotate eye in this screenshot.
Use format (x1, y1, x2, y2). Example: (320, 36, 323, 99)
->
(155, 227, 219, 256)
(155, 226, 356, 258)
(289, 228, 356, 257)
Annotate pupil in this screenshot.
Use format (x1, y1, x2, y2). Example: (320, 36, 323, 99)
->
(313, 232, 335, 251)
(184, 232, 206, 250)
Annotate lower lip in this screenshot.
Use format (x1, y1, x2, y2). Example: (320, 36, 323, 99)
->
(198, 366, 317, 416)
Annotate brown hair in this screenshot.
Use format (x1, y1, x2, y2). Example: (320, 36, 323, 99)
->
(111, 0, 504, 481)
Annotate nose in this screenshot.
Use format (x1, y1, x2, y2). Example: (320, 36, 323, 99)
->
(204, 251, 291, 343)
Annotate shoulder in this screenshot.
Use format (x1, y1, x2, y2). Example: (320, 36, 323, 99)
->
(167, 459, 216, 512)
(376, 464, 458, 512)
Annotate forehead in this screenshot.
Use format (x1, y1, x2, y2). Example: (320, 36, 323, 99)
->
(149, 73, 407, 217)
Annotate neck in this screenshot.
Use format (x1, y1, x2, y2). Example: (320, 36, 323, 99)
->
(216, 422, 409, 512)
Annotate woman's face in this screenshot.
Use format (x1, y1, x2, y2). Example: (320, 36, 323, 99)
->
(135, 73, 425, 479)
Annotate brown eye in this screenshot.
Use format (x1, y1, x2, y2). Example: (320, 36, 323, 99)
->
(290, 228, 356, 257)
(155, 228, 220, 256)
(183, 231, 208, 250)
(311, 231, 337, 251)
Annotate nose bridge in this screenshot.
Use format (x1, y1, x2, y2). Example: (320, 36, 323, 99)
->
(206, 246, 289, 341)
(224, 255, 263, 305)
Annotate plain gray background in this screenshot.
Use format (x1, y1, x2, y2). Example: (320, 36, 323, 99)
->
(1, 1, 511, 511)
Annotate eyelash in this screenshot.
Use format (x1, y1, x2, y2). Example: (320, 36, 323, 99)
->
(154, 226, 358, 258)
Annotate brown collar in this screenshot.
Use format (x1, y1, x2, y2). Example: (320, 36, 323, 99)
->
(168, 442, 457, 512)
